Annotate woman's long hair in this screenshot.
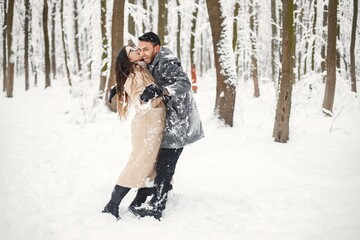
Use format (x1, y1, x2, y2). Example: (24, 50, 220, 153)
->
(115, 46, 135, 119)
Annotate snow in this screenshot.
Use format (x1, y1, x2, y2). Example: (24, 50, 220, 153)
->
(1, 72, 360, 240)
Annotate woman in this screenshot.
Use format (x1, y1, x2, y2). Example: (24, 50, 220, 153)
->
(102, 46, 165, 220)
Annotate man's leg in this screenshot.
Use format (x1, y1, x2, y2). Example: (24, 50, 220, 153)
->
(129, 147, 183, 219)
(150, 148, 183, 209)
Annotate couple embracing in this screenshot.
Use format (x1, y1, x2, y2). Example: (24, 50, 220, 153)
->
(102, 32, 204, 220)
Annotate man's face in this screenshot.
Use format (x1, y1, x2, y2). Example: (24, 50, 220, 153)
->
(138, 41, 160, 64)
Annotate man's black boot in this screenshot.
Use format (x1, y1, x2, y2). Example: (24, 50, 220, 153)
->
(129, 187, 154, 208)
(102, 185, 130, 220)
(129, 184, 169, 220)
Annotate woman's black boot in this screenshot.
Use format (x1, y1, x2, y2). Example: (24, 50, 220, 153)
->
(102, 185, 130, 220)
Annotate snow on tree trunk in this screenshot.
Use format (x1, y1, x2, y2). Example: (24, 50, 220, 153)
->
(206, 0, 237, 127)
(99, 0, 108, 96)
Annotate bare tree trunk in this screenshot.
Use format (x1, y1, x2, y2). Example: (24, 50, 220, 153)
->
(233, 1, 240, 75)
(350, 0, 358, 93)
(28, 5, 37, 86)
(6, 0, 15, 97)
(295, 1, 302, 81)
(142, 0, 148, 32)
(3, 0, 7, 92)
(158, 0, 168, 45)
(74, 0, 81, 73)
(128, 0, 136, 45)
(60, 0, 72, 86)
(206, 0, 237, 127)
(99, 0, 108, 96)
(322, 0, 337, 116)
(271, 0, 277, 83)
(51, 0, 56, 79)
(43, 0, 51, 88)
(249, 0, 260, 97)
(321, 2, 328, 82)
(273, 0, 295, 143)
(106, 0, 125, 111)
(311, 0, 317, 71)
(336, 23, 340, 69)
(190, 0, 198, 93)
(176, 0, 181, 58)
(24, 0, 30, 90)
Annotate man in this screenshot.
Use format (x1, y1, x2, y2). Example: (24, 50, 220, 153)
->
(129, 32, 204, 220)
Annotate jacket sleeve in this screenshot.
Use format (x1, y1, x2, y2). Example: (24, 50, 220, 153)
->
(127, 71, 162, 114)
(160, 58, 191, 96)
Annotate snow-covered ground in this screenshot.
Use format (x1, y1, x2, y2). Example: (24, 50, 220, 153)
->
(1, 73, 360, 240)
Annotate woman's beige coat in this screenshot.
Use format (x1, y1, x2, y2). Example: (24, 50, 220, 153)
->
(116, 64, 165, 188)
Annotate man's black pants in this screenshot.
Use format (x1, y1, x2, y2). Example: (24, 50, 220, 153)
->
(150, 147, 183, 210)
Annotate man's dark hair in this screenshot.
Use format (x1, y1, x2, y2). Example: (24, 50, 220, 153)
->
(138, 32, 161, 46)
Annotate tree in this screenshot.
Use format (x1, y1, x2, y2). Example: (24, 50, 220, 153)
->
(74, 0, 82, 73)
(107, 0, 125, 110)
(190, 0, 199, 93)
(177, 0, 182, 58)
(271, 0, 277, 82)
(43, 0, 51, 88)
(206, 0, 237, 127)
(2, 0, 7, 92)
(60, 0, 72, 86)
(24, 0, 30, 90)
(311, 0, 317, 71)
(233, 1, 240, 74)
(350, 0, 358, 93)
(322, 0, 337, 116)
(158, 0, 168, 45)
(249, 0, 260, 97)
(321, 2, 328, 81)
(6, 0, 15, 97)
(295, 0, 303, 81)
(99, 0, 108, 96)
(273, 0, 295, 143)
(51, 0, 56, 79)
(127, 0, 136, 45)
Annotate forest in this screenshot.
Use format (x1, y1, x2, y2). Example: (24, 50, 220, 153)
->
(1, 0, 359, 142)
(1, 1, 360, 238)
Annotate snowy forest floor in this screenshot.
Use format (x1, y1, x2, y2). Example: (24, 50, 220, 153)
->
(1, 72, 360, 240)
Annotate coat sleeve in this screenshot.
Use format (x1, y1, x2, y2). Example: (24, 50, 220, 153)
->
(126, 70, 163, 114)
(160, 58, 191, 96)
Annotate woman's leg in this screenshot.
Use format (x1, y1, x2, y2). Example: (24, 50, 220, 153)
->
(102, 185, 130, 219)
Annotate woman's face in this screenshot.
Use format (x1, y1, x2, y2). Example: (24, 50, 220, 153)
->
(126, 46, 142, 62)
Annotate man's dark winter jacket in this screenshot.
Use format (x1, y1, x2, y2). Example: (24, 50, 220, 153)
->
(148, 47, 204, 148)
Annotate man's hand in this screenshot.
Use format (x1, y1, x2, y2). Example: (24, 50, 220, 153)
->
(108, 86, 117, 103)
(140, 84, 163, 102)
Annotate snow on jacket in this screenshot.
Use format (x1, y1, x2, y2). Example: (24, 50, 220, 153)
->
(148, 47, 204, 148)
(116, 64, 165, 188)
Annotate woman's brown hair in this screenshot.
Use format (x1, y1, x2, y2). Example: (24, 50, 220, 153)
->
(115, 46, 135, 119)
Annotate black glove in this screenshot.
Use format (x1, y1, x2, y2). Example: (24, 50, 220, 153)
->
(108, 86, 117, 103)
(139, 84, 163, 102)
